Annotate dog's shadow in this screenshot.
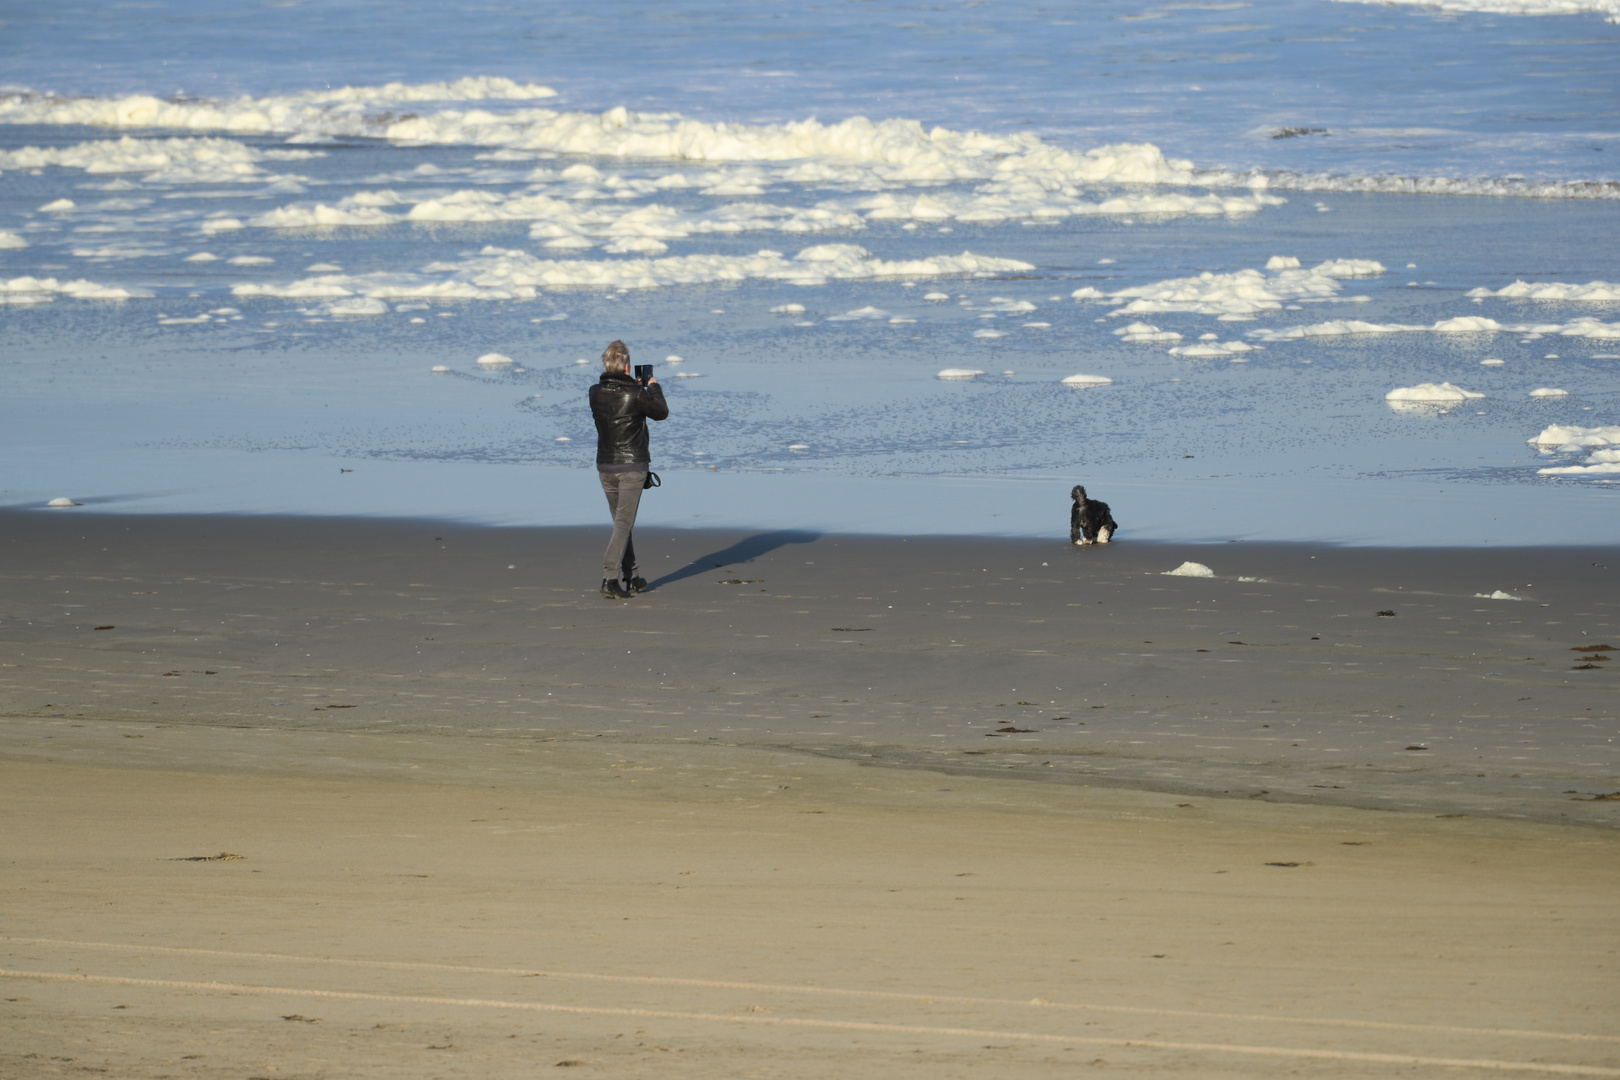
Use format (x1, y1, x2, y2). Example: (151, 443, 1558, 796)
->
(647, 529, 820, 591)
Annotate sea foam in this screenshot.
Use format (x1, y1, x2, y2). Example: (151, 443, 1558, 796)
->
(1, 275, 153, 303)
(1529, 424, 1620, 476)
(1466, 280, 1620, 301)
(230, 244, 1034, 301)
(1333, 0, 1620, 23)
(1386, 382, 1484, 403)
(1078, 259, 1384, 319)
(0, 136, 320, 185)
(1252, 317, 1620, 341)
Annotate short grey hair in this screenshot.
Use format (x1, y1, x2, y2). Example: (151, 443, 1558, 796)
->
(602, 339, 630, 373)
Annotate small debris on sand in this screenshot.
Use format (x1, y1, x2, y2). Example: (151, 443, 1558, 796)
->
(170, 852, 244, 862)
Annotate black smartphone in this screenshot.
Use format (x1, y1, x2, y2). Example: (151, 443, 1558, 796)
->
(634, 364, 653, 385)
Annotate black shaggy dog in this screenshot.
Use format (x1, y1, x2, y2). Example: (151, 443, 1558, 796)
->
(1069, 485, 1118, 545)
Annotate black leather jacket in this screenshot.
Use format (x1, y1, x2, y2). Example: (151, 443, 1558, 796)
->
(590, 372, 669, 465)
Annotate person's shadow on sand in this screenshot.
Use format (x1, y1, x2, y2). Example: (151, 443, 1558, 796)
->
(647, 529, 820, 591)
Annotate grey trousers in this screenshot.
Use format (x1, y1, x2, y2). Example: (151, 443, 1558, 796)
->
(598, 469, 647, 579)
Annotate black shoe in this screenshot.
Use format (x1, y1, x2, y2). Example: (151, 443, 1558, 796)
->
(600, 578, 632, 600)
(627, 575, 648, 595)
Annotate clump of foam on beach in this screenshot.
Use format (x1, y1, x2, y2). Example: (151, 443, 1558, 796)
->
(1061, 373, 1113, 386)
(1075, 258, 1384, 320)
(1475, 590, 1528, 600)
(937, 368, 985, 380)
(1163, 561, 1215, 577)
(0, 136, 320, 186)
(1, 275, 152, 304)
(1170, 340, 1258, 358)
(1387, 382, 1484, 404)
(1530, 424, 1620, 476)
(230, 244, 1035, 301)
(1467, 279, 1620, 301)
(1332, 0, 1620, 23)
(1113, 322, 1183, 343)
(1252, 316, 1620, 341)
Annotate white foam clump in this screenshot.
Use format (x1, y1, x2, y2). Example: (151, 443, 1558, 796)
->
(431, 365, 451, 374)
(1480, 358, 1505, 366)
(1, 275, 152, 304)
(974, 328, 1006, 339)
(1253, 316, 1620, 341)
(46, 497, 80, 507)
(1061, 373, 1113, 387)
(0, 77, 559, 132)
(827, 305, 889, 321)
(389, 186, 870, 242)
(1114, 321, 1182, 343)
(72, 243, 167, 259)
(1085, 259, 1384, 319)
(324, 298, 388, 317)
(0, 231, 27, 250)
(1332, 0, 1620, 24)
(249, 203, 399, 228)
(1386, 382, 1485, 403)
(39, 198, 75, 212)
(0, 136, 318, 185)
(184, 252, 218, 262)
(231, 244, 1035, 301)
(1265, 256, 1301, 270)
(858, 186, 1283, 225)
(476, 352, 514, 367)
(1467, 280, 1620, 301)
(1169, 340, 1257, 358)
(1163, 561, 1214, 578)
(1529, 387, 1569, 398)
(770, 303, 806, 314)
(1474, 590, 1528, 600)
(1530, 424, 1620, 476)
(923, 292, 950, 301)
(227, 255, 274, 266)
(937, 368, 985, 380)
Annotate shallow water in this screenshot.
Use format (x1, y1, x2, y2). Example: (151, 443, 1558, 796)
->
(2, 2, 1617, 542)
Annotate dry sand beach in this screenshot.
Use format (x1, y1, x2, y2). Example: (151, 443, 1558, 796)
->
(2, 510, 1617, 1078)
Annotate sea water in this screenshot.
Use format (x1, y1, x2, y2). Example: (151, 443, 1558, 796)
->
(1, 0, 1616, 544)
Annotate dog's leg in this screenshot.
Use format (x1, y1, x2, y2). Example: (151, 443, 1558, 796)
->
(1098, 527, 1112, 544)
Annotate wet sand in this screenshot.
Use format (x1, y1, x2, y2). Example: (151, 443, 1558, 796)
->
(2, 510, 1618, 1077)
(1, 510, 1615, 823)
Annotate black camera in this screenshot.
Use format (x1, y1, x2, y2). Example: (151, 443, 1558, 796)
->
(634, 364, 653, 385)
